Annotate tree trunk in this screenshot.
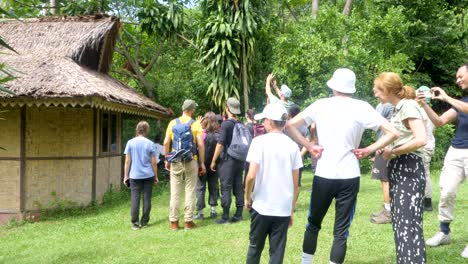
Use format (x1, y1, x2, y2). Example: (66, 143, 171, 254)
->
(342, 0, 353, 16)
(311, 0, 319, 19)
(241, 38, 249, 112)
(50, 0, 57, 15)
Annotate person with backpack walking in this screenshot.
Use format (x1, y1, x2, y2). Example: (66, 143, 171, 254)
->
(164, 99, 206, 230)
(244, 103, 303, 264)
(123, 121, 159, 230)
(287, 68, 399, 264)
(194, 112, 220, 220)
(210, 97, 252, 224)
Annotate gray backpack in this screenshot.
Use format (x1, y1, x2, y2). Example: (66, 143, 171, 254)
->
(227, 120, 252, 161)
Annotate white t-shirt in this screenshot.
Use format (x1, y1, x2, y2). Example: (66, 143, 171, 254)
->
(301, 96, 384, 179)
(420, 108, 435, 151)
(246, 132, 303, 217)
(153, 143, 165, 163)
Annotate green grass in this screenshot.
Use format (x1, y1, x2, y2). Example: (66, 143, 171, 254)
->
(1, 171, 467, 264)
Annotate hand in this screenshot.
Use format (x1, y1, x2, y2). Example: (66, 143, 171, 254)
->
(244, 197, 252, 210)
(382, 147, 393, 160)
(165, 161, 171, 171)
(123, 176, 129, 185)
(199, 163, 207, 176)
(154, 177, 159, 185)
(266, 73, 274, 85)
(431, 87, 448, 102)
(307, 144, 324, 159)
(196, 115, 203, 123)
(351, 147, 372, 160)
(375, 149, 384, 155)
(272, 78, 278, 88)
(210, 161, 217, 172)
(415, 92, 428, 106)
(288, 215, 294, 228)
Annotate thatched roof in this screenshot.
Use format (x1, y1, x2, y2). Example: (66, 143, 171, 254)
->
(0, 15, 171, 119)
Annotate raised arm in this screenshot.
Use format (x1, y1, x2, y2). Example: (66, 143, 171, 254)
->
(416, 91, 458, 127)
(432, 87, 468, 114)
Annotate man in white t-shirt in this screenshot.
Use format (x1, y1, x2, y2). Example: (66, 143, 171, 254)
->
(244, 103, 303, 264)
(286, 68, 398, 264)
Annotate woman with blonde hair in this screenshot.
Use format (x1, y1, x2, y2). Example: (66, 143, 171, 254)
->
(194, 112, 221, 219)
(373, 72, 427, 263)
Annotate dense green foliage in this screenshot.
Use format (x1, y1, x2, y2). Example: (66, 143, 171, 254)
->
(1, 0, 467, 168)
(1, 171, 467, 263)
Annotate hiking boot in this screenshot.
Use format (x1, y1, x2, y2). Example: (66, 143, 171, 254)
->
(131, 223, 140, 230)
(170, 221, 179, 231)
(193, 212, 204, 220)
(370, 206, 386, 218)
(230, 215, 243, 223)
(426, 232, 451, 247)
(461, 246, 468, 258)
(370, 209, 391, 224)
(423, 198, 433, 212)
(216, 218, 230, 225)
(184, 221, 196, 230)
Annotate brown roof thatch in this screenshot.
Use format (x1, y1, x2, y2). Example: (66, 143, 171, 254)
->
(0, 15, 171, 119)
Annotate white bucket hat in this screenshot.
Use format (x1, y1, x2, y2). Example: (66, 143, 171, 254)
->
(254, 103, 288, 121)
(326, 68, 356, 94)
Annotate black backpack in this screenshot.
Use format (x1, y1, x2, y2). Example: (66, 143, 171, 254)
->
(227, 120, 252, 161)
(204, 131, 219, 165)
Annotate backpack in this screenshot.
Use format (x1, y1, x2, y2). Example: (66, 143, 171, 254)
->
(171, 118, 196, 161)
(253, 123, 266, 137)
(204, 131, 219, 165)
(227, 120, 252, 161)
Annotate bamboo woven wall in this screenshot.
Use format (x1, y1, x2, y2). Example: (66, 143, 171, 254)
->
(0, 161, 20, 211)
(0, 107, 20, 156)
(26, 107, 93, 157)
(25, 160, 92, 210)
(96, 156, 121, 201)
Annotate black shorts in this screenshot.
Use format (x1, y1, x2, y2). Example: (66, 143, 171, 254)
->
(371, 154, 389, 182)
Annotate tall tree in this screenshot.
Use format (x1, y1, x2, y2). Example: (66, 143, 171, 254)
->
(311, 0, 319, 18)
(342, 0, 353, 16)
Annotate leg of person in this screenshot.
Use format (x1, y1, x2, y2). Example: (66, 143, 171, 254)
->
(370, 154, 391, 221)
(169, 161, 184, 229)
(428, 147, 466, 246)
(422, 148, 434, 211)
(195, 172, 208, 220)
(389, 154, 426, 264)
(130, 178, 143, 229)
(140, 176, 154, 226)
(330, 177, 360, 264)
(217, 157, 235, 223)
(302, 176, 335, 264)
(246, 209, 270, 264)
(207, 167, 219, 218)
(268, 215, 290, 264)
(184, 160, 199, 228)
(232, 159, 245, 222)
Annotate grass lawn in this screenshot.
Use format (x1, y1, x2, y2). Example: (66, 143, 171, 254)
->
(1, 170, 466, 264)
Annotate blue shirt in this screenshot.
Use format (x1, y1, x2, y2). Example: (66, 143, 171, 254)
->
(452, 97, 468, 149)
(124, 137, 156, 179)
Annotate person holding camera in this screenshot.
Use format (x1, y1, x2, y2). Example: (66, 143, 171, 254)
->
(416, 64, 468, 259)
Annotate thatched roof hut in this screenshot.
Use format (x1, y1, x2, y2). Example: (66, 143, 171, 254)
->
(0, 15, 170, 223)
(0, 15, 170, 118)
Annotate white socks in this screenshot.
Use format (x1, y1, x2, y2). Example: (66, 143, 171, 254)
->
(301, 253, 313, 264)
(384, 203, 391, 211)
(210, 206, 216, 213)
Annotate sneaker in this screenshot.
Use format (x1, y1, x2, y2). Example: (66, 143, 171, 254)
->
(216, 218, 230, 225)
(371, 207, 386, 218)
(370, 209, 391, 224)
(230, 215, 243, 223)
(140, 223, 149, 229)
(184, 221, 196, 230)
(461, 246, 468, 258)
(193, 212, 204, 220)
(170, 221, 179, 231)
(426, 232, 451, 247)
(131, 223, 140, 230)
(210, 211, 218, 219)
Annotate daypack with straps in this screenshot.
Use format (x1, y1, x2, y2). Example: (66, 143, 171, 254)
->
(227, 120, 252, 161)
(171, 118, 196, 161)
(204, 131, 219, 165)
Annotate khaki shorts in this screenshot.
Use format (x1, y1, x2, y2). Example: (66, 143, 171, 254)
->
(371, 154, 389, 182)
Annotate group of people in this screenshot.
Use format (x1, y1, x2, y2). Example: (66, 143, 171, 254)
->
(122, 63, 468, 263)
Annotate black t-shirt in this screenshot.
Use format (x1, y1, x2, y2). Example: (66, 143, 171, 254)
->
(452, 97, 468, 148)
(218, 118, 236, 148)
